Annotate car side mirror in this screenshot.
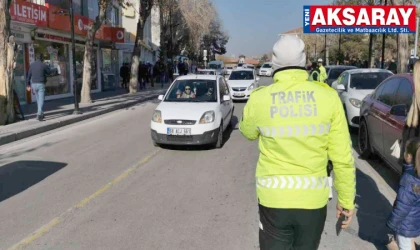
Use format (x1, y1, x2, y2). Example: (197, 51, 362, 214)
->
(390, 104, 407, 116)
(223, 95, 231, 102)
(158, 95, 164, 101)
(336, 84, 346, 91)
(256, 77, 260, 81)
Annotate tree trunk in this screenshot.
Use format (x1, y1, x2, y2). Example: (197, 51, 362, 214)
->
(80, 3, 106, 103)
(398, 34, 409, 73)
(0, 0, 16, 125)
(368, 34, 377, 68)
(129, 21, 144, 93)
(80, 36, 95, 103)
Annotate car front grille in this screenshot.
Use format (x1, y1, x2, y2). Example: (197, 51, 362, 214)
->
(232, 87, 247, 91)
(166, 135, 193, 142)
(164, 119, 196, 125)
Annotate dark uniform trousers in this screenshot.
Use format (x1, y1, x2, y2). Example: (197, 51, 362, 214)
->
(259, 204, 327, 250)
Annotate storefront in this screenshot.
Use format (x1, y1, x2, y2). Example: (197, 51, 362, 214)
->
(8, 1, 126, 104)
(9, 0, 49, 104)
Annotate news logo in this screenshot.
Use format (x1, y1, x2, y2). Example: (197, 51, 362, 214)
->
(303, 5, 416, 34)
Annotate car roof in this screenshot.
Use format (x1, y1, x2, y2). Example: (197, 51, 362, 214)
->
(175, 74, 220, 81)
(387, 73, 413, 83)
(232, 68, 254, 72)
(345, 68, 393, 74)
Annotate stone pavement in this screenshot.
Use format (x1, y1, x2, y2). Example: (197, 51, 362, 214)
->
(0, 86, 168, 146)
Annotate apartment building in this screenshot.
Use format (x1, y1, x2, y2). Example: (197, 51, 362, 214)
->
(118, 2, 160, 65)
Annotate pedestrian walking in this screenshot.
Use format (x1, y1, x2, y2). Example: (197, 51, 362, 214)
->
(386, 137, 420, 250)
(239, 35, 356, 250)
(138, 62, 147, 90)
(120, 62, 130, 92)
(26, 53, 51, 121)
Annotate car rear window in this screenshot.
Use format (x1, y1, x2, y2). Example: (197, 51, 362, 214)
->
(329, 69, 350, 80)
(349, 72, 393, 90)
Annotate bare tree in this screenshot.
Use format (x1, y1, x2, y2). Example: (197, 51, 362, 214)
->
(129, 0, 154, 93)
(177, 0, 214, 53)
(0, 0, 16, 125)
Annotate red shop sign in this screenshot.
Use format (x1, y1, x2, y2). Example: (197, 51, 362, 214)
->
(10, 0, 48, 27)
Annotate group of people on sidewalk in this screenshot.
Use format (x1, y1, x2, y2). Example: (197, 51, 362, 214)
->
(239, 35, 420, 250)
(119, 61, 175, 92)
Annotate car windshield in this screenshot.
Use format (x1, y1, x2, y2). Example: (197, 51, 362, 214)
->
(237, 63, 244, 67)
(209, 64, 221, 69)
(165, 79, 217, 102)
(262, 64, 271, 68)
(197, 70, 215, 75)
(226, 67, 233, 69)
(350, 72, 393, 90)
(229, 71, 254, 80)
(329, 69, 350, 80)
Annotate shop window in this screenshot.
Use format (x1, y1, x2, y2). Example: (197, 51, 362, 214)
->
(14, 45, 26, 104)
(32, 40, 70, 96)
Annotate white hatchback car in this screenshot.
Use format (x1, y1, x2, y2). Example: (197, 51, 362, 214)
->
(227, 69, 259, 101)
(331, 68, 393, 128)
(151, 75, 234, 148)
(259, 63, 272, 76)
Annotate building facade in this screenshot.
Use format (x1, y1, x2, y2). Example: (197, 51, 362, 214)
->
(118, 3, 160, 65)
(11, 0, 126, 105)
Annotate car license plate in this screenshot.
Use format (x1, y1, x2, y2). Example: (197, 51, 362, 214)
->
(167, 128, 191, 135)
(234, 93, 245, 97)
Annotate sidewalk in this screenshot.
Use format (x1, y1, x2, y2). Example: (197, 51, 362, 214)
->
(0, 86, 167, 146)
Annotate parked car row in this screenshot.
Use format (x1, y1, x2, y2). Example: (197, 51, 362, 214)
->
(330, 67, 413, 174)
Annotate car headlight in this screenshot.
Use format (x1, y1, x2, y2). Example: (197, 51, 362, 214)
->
(152, 110, 162, 123)
(349, 98, 362, 108)
(199, 111, 215, 124)
(248, 83, 255, 91)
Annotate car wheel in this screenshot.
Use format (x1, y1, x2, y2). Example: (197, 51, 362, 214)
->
(358, 119, 373, 158)
(214, 122, 224, 149)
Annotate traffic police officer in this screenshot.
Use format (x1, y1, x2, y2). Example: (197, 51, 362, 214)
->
(317, 58, 328, 82)
(239, 35, 355, 250)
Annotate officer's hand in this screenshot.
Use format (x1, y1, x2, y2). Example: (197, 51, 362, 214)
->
(336, 203, 355, 229)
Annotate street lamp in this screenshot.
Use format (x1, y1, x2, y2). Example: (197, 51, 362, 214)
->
(52, 0, 81, 114)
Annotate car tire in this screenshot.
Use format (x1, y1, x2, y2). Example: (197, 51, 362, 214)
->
(153, 140, 159, 147)
(214, 122, 224, 149)
(359, 119, 373, 158)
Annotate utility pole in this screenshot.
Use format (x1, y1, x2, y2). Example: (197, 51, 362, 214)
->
(324, 34, 327, 64)
(338, 33, 342, 64)
(381, 0, 387, 69)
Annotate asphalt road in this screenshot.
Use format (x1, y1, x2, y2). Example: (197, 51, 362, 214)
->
(0, 76, 409, 250)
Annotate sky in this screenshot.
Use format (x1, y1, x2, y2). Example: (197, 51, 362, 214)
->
(211, 0, 331, 58)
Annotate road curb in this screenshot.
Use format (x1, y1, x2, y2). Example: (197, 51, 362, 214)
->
(0, 90, 165, 147)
